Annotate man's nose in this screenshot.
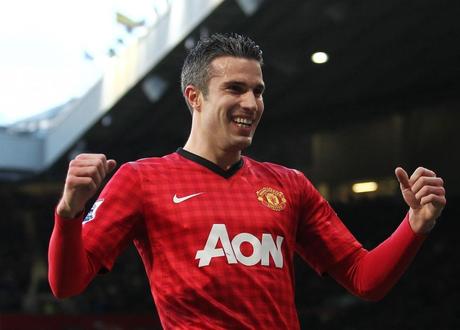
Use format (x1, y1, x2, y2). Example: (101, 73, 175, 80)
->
(240, 92, 258, 111)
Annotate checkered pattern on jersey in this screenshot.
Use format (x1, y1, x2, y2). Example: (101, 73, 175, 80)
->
(82, 150, 362, 329)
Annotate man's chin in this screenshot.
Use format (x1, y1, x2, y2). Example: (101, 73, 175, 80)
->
(230, 137, 253, 151)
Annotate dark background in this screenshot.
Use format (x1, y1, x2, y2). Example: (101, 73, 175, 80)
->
(1, 0, 459, 329)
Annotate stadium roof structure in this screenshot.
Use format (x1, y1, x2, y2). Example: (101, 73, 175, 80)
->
(0, 0, 225, 179)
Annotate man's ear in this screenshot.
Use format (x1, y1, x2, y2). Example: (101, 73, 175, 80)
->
(184, 85, 202, 112)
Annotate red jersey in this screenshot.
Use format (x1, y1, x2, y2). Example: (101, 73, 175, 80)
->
(79, 149, 362, 329)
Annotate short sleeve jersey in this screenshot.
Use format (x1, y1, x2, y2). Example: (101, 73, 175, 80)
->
(82, 149, 362, 329)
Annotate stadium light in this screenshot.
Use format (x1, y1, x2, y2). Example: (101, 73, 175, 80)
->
(352, 181, 378, 193)
(236, 0, 265, 16)
(311, 52, 329, 64)
(142, 75, 168, 103)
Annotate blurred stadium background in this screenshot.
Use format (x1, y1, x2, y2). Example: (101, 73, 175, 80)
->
(1, 0, 459, 329)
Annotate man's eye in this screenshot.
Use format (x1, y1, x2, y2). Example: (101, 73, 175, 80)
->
(228, 85, 244, 93)
(254, 89, 264, 97)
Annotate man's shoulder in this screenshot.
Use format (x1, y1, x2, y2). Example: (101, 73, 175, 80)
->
(243, 156, 305, 178)
(118, 152, 183, 174)
(128, 152, 181, 166)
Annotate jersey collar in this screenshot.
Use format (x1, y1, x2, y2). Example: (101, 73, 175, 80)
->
(176, 148, 244, 179)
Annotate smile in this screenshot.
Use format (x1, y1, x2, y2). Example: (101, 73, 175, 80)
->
(232, 117, 253, 128)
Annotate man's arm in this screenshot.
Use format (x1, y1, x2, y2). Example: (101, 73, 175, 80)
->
(48, 154, 117, 298)
(328, 214, 424, 301)
(48, 213, 102, 298)
(329, 166, 446, 301)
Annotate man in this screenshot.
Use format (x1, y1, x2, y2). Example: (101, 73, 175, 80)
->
(49, 33, 446, 329)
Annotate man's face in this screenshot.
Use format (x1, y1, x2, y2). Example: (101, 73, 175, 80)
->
(197, 56, 265, 152)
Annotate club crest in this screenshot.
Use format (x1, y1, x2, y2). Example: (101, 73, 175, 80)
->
(256, 187, 287, 211)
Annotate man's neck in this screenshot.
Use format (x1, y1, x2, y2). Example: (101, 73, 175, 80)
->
(183, 141, 241, 171)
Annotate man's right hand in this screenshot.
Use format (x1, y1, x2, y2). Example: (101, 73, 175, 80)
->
(56, 154, 117, 219)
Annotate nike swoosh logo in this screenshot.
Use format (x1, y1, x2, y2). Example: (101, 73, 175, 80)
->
(173, 192, 205, 204)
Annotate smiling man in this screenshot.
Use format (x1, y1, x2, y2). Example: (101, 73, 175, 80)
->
(181, 36, 265, 168)
(49, 33, 446, 329)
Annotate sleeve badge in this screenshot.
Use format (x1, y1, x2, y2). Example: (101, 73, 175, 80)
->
(83, 199, 104, 224)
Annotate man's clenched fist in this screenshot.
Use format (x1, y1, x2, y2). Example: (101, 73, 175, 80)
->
(56, 154, 117, 219)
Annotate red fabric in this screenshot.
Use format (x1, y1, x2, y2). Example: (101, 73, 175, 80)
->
(48, 150, 424, 329)
(329, 214, 425, 301)
(48, 212, 100, 298)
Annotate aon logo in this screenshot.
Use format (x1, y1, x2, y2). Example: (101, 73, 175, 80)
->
(195, 224, 284, 268)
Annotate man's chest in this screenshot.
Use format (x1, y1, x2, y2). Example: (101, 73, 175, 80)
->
(137, 172, 299, 267)
(143, 172, 297, 237)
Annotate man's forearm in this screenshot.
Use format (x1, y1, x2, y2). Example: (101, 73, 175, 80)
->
(48, 213, 100, 298)
(329, 213, 426, 301)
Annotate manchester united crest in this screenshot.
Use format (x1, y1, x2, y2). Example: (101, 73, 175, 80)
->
(256, 187, 287, 211)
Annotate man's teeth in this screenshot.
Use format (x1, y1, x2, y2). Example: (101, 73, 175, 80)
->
(233, 118, 253, 127)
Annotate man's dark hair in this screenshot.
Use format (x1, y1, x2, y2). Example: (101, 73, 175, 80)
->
(181, 33, 263, 112)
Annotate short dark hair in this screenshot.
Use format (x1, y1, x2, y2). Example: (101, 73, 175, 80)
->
(181, 33, 263, 112)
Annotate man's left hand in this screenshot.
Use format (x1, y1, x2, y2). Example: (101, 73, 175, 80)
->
(395, 167, 446, 234)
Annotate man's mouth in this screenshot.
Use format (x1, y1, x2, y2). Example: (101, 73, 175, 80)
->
(232, 117, 253, 128)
